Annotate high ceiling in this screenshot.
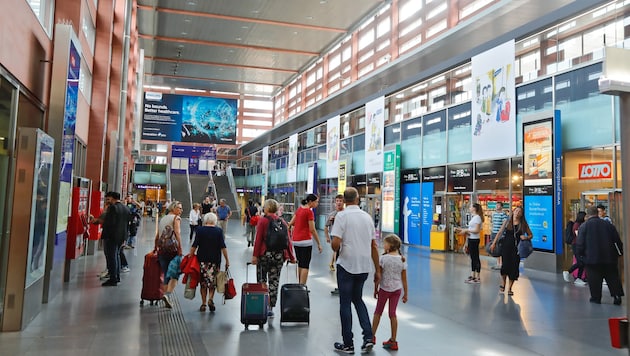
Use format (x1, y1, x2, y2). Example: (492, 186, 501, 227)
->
(137, 0, 386, 97)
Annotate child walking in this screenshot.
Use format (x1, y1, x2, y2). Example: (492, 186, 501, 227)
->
(372, 234, 408, 351)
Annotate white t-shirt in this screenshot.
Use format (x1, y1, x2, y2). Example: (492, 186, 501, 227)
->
(467, 214, 482, 240)
(330, 205, 376, 274)
(189, 209, 200, 226)
(379, 254, 407, 292)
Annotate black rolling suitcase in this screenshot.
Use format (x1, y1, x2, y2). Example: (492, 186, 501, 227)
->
(280, 262, 310, 324)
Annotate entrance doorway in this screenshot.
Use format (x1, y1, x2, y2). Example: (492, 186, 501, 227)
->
(364, 194, 381, 238)
(579, 189, 623, 235)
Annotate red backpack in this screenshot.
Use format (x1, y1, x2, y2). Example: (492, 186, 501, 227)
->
(249, 215, 259, 226)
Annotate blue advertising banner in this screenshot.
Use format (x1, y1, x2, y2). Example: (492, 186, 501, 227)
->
(142, 92, 238, 144)
(553, 110, 563, 255)
(401, 183, 421, 245)
(421, 182, 434, 247)
(524, 195, 554, 251)
(60, 42, 80, 183)
(171, 145, 217, 175)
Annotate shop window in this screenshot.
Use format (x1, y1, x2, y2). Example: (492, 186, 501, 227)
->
(555, 63, 614, 150)
(447, 102, 471, 163)
(26, 0, 54, 35)
(384, 123, 400, 146)
(422, 110, 446, 166)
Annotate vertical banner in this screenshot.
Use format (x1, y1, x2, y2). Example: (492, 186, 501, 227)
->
(338, 159, 347, 194)
(471, 40, 516, 160)
(306, 162, 318, 195)
(553, 110, 563, 255)
(365, 96, 385, 173)
(287, 133, 298, 182)
(401, 170, 421, 245)
(421, 182, 434, 247)
(326, 115, 340, 178)
(122, 161, 128, 197)
(382, 145, 401, 233)
(261, 146, 269, 196)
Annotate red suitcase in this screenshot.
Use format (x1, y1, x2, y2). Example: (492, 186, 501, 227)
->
(241, 263, 269, 329)
(140, 252, 164, 305)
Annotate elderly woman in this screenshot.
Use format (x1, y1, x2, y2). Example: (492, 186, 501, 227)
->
(155, 200, 184, 308)
(252, 199, 296, 317)
(189, 212, 230, 312)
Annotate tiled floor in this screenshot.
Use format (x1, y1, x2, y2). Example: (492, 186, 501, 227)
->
(0, 218, 625, 355)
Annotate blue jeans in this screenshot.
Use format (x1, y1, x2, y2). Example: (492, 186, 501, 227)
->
(337, 265, 372, 346)
(103, 239, 121, 282)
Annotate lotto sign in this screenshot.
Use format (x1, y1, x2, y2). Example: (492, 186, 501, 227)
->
(578, 162, 612, 180)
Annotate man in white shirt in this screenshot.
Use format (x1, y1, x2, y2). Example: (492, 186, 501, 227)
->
(331, 187, 380, 354)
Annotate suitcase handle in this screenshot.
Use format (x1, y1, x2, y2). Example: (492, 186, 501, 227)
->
(246, 262, 260, 283)
(285, 260, 299, 283)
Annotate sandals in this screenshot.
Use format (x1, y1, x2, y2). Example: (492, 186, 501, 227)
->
(209, 301, 216, 312)
(329, 264, 336, 272)
(507, 291, 514, 296)
(200, 304, 207, 312)
(499, 285, 505, 293)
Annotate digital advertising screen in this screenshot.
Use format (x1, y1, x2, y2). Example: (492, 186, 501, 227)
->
(142, 92, 238, 144)
(524, 194, 554, 251)
(523, 120, 553, 186)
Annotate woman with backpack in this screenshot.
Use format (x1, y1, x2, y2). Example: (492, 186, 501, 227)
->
(288, 194, 323, 284)
(563, 211, 587, 286)
(251, 199, 296, 317)
(155, 200, 183, 308)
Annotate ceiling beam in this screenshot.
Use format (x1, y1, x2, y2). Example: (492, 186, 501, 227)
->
(137, 5, 347, 33)
(138, 34, 319, 56)
(145, 56, 298, 74)
(146, 73, 282, 88)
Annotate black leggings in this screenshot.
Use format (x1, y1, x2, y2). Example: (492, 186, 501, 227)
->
(469, 239, 481, 273)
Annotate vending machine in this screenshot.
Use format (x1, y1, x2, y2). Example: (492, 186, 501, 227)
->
(86, 189, 104, 255)
(65, 177, 90, 260)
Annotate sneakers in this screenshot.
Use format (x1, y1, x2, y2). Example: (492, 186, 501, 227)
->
(334, 342, 354, 354)
(101, 279, 117, 287)
(465, 278, 480, 284)
(331, 288, 340, 295)
(574, 278, 588, 287)
(562, 271, 573, 283)
(382, 339, 399, 351)
(361, 339, 374, 353)
(99, 270, 109, 279)
(121, 266, 130, 273)
(614, 296, 622, 305)
(162, 295, 172, 309)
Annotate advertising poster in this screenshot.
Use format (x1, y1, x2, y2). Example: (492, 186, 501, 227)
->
(326, 115, 340, 178)
(524, 195, 554, 251)
(262, 146, 269, 196)
(523, 120, 553, 186)
(142, 92, 238, 144)
(365, 96, 385, 173)
(307, 163, 317, 195)
(401, 170, 421, 245)
(171, 145, 217, 175)
(448, 163, 473, 192)
(287, 133, 298, 182)
(421, 182, 434, 247)
(338, 159, 347, 194)
(60, 42, 80, 184)
(382, 146, 401, 233)
(471, 40, 516, 161)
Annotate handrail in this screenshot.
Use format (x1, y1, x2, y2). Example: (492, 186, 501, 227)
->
(208, 170, 217, 199)
(166, 165, 171, 201)
(227, 166, 241, 217)
(185, 164, 193, 213)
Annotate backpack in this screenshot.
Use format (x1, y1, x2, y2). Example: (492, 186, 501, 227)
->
(249, 215, 259, 226)
(564, 220, 575, 244)
(265, 216, 289, 251)
(158, 219, 178, 255)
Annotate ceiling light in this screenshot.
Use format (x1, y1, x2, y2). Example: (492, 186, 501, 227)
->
(184, 19, 192, 23)
(181, 32, 188, 36)
(177, 44, 185, 48)
(235, 37, 242, 41)
(306, 16, 314, 20)
(187, 1, 196, 5)
(320, 0, 327, 4)
(251, 10, 260, 14)
(242, 26, 249, 29)
(293, 31, 298, 35)
(228, 49, 235, 53)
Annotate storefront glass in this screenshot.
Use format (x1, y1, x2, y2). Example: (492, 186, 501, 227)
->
(401, 117, 421, 169)
(447, 103, 471, 163)
(516, 78, 552, 155)
(422, 110, 446, 166)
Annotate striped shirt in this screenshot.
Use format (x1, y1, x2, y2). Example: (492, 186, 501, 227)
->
(491, 211, 508, 233)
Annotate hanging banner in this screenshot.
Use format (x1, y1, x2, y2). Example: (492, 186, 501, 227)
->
(471, 40, 516, 160)
(171, 145, 217, 174)
(338, 159, 347, 194)
(287, 133, 298, 182)
(382, 145, 401, 233)
(365, 96, 385, 173)
(262, 146, 269, 196)
(326, 115, 340, 178)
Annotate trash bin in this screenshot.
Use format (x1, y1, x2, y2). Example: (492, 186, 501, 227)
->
(609, 317, 628, 349)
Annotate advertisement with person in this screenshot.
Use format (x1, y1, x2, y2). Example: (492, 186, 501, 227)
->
(287, 133, 298, 182)
(471, 40, 516, 161)
(365, 96, 385, 173)
(421, 182, 434, 247)
(142, 92, 238, 144)
(401, 170, 421, 245)
(326, 115, 340, 178)
(381, 146, 401, 233)
(523, 120, 553, 186)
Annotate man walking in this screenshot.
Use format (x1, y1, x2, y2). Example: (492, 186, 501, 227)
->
(90, 192, 130, 287)
(576, 206, 624, 305)
(216, 198, 232, 234)
(490, 202, 508, 269)
(331, 187, 380, 353)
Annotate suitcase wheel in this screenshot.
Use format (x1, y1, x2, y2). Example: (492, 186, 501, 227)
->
(244, 324, 249, 330)
(259, 324, 264, 328)
(140, 300, 144, 306)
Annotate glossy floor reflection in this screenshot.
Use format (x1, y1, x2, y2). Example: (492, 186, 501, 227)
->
(0, 218, 625, 355)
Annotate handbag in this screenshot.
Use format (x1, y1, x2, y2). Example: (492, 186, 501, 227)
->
(518, 239, 533, 258)
(223, 268, 237, 303)
(485, 236, 503, 257)
(184, 278, 196, 300)
(215, 270, 227, 293)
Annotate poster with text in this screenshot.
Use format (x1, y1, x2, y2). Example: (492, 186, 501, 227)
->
(523, 120, 553, 186)
(471, 40, 516, 160)
(326, 115, 340, 178)
(338, 159, 347, 194)
(401, 183, 421, 245)
(287, 133, 298, 182)
(421, 182, 434, 247)
(524, 195, 554, 251)
(142, 92, 238, 144)
(365, 96, 385, 173)
(171, 145, 217, 175)
(262, 146, 269, 196)
(382, 146, 401, 233)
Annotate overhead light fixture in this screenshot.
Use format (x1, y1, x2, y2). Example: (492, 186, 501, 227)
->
(144, 85, 171, 90)
(320, 0, 327, 4)
(181, 32, 188, 36)
(306, 16, 314, 20)
(251, 10, 260, 14)
(235, 37, 242, 41)
(184, 19, 192, 23)
(187, 1, 196, 6)
(242, 26, 249, 29)
(175, 87, 206, 93)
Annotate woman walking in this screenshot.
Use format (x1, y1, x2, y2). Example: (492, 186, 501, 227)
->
(563, 211, 587, 285)
(288, 194, 323, 284)
(252, 199, 296, 317)
(155, 201, 184, 308)
(189, 203, 201, 242)
(189, 212, 230, 312)
(491, 206, 533, 295)
(456, 203, 484, 284)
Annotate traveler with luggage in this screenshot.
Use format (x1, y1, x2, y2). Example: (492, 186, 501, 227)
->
(155, 201, 184, 308)
(371, 234, 408, 351)
(288, 194, 323, 285)
(563, 211, 587, 285)
(252, 199, 296, 317)
(189, 212, 230, 312)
